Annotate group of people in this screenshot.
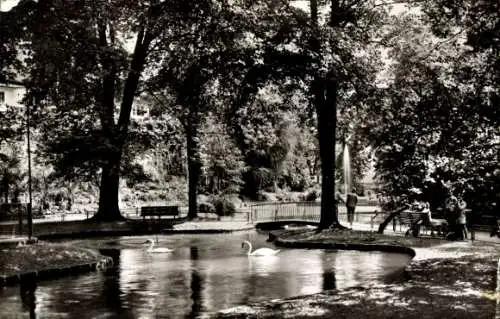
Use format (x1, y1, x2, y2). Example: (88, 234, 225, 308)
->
(411, 194, 469, 240)
(334, 185, 472, 241)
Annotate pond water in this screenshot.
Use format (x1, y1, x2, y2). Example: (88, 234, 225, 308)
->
(0, 231, 411, 319)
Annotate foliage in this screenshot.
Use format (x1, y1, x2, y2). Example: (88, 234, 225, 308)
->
(279, 123, 317, 192)
(0, 143, 24, 203)
(5, 0, 237, 220)
(199, 116, 246, 195)
(210, 196, 236, 217)
(420, 0, 500, 216)
(276, 0, 391, 229)
(304, 190, 319, 202)
(233, 94, 292, 197)
(197, 201, 216, 215)
(147, 0, 306, 217)
(361, 13, 500, 216)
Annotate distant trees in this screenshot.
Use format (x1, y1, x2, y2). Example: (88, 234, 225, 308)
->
(148, 0, 304, 218)
(233, 96, 291, 197)
(5, 0, 230, 221)
(421, 1, 500, 216)
(361, 11, 500, 216)
(199, 116, 246, 196)
(1, 0, 496, 225)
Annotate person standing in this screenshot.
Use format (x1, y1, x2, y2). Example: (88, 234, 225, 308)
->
(456, 197, 468, 240)
(445, 195, 468, 240)
(346, 188, 358, 228)
(444, 195, 458, 240)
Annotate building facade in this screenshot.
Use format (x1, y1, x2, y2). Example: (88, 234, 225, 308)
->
(0, 81, 26, 111)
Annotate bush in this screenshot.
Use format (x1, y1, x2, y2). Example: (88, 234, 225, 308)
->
(304, 190, 318, 201)
(211, 196, 236, 217)
(256, 191, 278, 202)
(198, 202, 216, 214)
(282, 192, 303, 202)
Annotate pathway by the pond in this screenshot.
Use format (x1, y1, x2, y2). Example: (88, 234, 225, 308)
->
(169, 221, 255, 233)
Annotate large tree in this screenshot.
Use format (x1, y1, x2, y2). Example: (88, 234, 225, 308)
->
(361, 11, 499, 218)
(8, 0, 205, 221)
(305, 0, 389, 229)
(149, 0, 302, 219)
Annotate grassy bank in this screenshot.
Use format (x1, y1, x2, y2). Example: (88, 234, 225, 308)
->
(0, 242, 112, 285)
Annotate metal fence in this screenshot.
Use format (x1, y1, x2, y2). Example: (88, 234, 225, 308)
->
(248, 201, 382, 225)
(1, 201, 384, 237)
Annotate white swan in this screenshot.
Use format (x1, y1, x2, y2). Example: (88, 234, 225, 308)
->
(242, 240, 280, 256)
(146, 239, 174, 253)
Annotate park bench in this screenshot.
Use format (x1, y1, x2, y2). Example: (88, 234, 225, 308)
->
(397, 210, 448, 237)
(141, 206, 180, 221)
(397, 210, 429, 237)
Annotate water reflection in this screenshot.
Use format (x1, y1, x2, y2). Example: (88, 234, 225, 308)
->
(247, 255, 279, 277)
(100, 249, 124, 315)
(188, 246, 203, 319)
(322, 253, 337, 291)
(19, 278, 36, 319)
(0, 232, 411, 318)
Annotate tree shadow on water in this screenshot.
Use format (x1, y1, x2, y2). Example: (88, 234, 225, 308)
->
(187, 246, 204, 319)
(20, 277, 37, 319)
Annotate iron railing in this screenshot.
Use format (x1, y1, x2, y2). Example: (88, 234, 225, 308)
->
(248, 201, 383, 227)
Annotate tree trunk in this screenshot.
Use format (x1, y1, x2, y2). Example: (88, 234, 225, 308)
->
(92, 23, 151, 222)
(316, 78, 343, 230)
(187, 127, 201, 220)
(92, 151, 125, 221)
(377, 205, 409, 234)
(310, 0, 342, 230)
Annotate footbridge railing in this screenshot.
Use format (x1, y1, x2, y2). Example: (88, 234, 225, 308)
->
(249, 201, 321, 223)
(248, 201, 383, 229)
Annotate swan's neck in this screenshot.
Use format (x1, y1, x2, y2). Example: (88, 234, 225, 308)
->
(148, 242, 154, 251)
(244, 241, 252, 255)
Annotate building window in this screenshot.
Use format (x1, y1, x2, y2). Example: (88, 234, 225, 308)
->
(0, 92, 5, 104)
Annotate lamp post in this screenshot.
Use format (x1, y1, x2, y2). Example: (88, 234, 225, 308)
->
(26, 98, 33, 240)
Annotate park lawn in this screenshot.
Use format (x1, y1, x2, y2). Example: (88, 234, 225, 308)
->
(215, 229, 499, 319)
(275, 228, 446, 248)
(0, 242, 110, 281)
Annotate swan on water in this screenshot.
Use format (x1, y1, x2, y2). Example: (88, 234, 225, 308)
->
(242, 240, 280, 256)
(146, 239, 174, 253)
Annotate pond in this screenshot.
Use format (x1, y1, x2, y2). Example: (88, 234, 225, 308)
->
(0, 231, 411, 318)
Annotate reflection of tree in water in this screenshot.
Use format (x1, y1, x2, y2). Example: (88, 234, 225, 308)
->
(187, 246, 204, 319)
(99, 248, 134, 319)
(20, 275, 37, 319)
(322, 252, 337, 291)
(99, 249, 122, 309)
(242, 270, 258, 305)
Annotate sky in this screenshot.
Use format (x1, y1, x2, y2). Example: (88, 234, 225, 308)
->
(0, 0, 19, 12)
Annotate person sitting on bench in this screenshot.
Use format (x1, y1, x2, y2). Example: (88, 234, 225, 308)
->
(419, 202, 447, 236)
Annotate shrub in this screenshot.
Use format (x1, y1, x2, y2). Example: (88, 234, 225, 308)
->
(198, 202, 216, 214)
(211, 196, 236, 217)
(304, 190, 318, 201)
